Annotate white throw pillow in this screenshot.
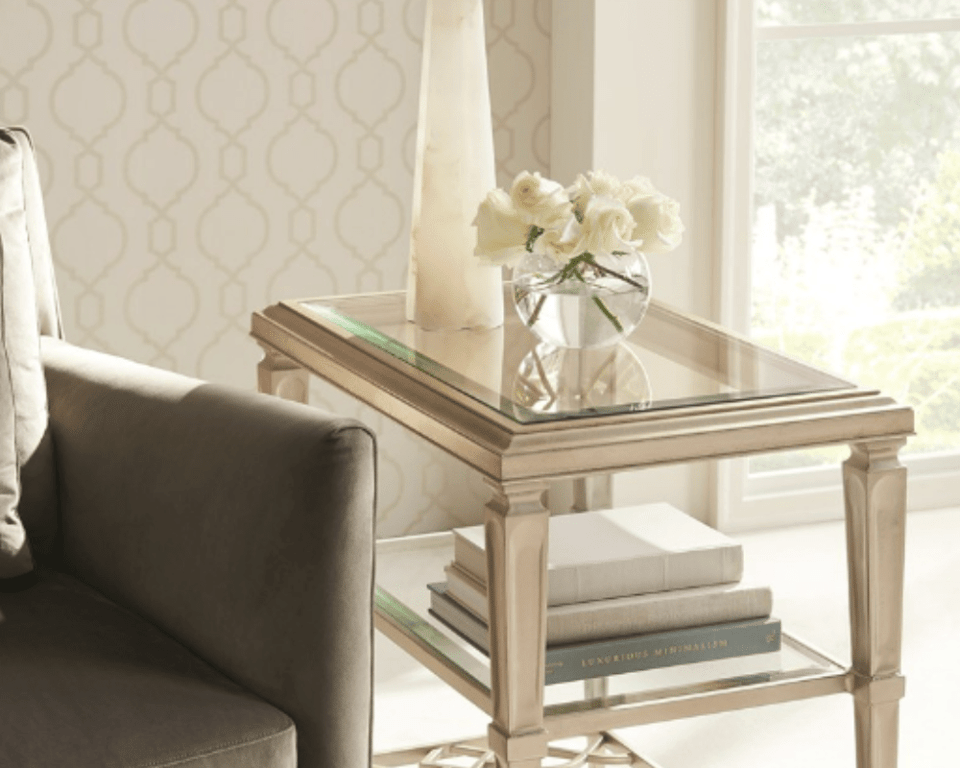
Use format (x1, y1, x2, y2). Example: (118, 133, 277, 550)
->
(0, 128, 44, 584)
(0, 288, 34, 580)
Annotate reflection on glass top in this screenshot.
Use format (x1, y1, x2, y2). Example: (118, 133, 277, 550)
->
(299, 292, 851, 424)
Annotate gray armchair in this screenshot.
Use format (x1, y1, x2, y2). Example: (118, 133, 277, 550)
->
(0, 127, 376, 768)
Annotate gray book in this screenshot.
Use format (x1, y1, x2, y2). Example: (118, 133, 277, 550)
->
(443, 564, 773, 645)
(428, 583, 781, 685)
(452, 503, 743, 605)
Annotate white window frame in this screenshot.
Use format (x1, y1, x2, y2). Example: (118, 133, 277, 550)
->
(713, 0, 960, 532)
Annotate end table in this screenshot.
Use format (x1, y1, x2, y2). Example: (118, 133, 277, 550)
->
(252, 292, 913, 768)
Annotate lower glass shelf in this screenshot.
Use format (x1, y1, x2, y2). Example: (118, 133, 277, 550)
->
(375, 532, 850, 729)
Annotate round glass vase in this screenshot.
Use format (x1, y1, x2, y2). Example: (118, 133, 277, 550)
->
(511, 249, 652, 349)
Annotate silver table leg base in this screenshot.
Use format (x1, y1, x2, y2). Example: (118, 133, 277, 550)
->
(374, 732, 664, 768)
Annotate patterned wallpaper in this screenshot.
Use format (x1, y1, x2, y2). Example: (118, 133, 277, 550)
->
(0, 0, 551, 536)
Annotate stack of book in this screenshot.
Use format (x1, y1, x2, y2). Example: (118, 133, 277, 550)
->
(428, 502, 781, 685)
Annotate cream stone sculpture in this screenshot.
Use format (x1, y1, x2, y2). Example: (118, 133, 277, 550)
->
(406, 0, 504, 330)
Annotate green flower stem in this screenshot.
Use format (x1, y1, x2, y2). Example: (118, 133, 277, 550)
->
(593, 295, 624, 333)
(525, 225, 545, 252)
(519, 251, 645, 335)
(582, 253, 648, 294)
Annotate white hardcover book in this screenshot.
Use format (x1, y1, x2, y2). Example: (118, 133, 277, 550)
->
(444, 564, 489, 618)
(442, 565, 772, 645)
(452, 503, 743, 605)
(428, 583, 781, 685)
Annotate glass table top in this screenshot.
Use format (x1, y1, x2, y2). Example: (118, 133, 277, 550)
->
(299, 291, 852, 424)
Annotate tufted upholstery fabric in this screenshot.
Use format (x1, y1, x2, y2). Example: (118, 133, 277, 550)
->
(41, 337, 377, 768)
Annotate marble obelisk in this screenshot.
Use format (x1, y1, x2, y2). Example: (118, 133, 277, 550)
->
(406, 0, 504, 330)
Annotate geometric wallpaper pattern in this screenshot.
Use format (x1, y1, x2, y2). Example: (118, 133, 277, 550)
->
(0, 0, 551, 536)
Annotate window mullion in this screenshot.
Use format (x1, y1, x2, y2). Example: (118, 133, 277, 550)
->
(758, 17, 960, 41)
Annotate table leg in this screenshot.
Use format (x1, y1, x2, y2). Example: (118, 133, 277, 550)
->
(483, 479, 551, 768)
(842, 439, 908, 768)
(257, 344, 309, 403)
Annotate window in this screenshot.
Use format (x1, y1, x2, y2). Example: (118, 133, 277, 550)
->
(717, 0, 960, 529)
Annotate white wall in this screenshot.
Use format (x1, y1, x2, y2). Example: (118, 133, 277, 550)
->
(553, 0, 719, 317)
(552, 0, 721, 521)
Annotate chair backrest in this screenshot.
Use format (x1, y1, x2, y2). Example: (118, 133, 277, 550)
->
(4, 128, 63, 341)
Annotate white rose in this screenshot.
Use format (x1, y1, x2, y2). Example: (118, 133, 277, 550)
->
(562, 195, 638, 256)
(531, 226, 574, 265)
(509, 171, 572, 229)
(617, 175, 658, 204)
(568, 170, 622, 220)
(628, 193, 684, 253)
(473, 188, 530, 266)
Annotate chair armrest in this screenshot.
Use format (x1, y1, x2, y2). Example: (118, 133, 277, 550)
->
(41, 338, 376, 768)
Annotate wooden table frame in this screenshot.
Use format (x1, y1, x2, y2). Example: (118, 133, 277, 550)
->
(252, 294, 913, 768)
